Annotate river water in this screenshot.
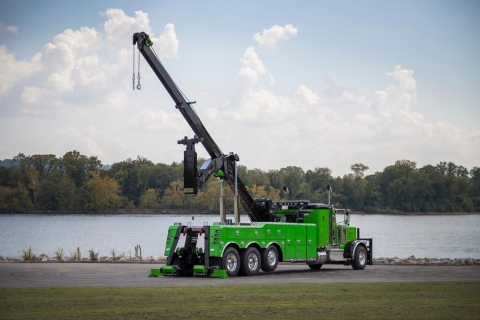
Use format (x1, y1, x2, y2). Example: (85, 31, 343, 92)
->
(0, 214, 479, 259)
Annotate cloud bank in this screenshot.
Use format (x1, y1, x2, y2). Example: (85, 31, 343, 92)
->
(0, 15, 478, 175)
(208, 25, 479, 174)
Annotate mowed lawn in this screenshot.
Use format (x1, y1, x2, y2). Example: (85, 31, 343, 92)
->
(1, 282, 479, 319)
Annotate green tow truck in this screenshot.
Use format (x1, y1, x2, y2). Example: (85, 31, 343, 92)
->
(132, 32, 373, 278)
(150, 198, 372, 278)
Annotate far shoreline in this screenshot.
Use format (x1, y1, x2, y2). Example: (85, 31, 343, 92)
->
(0, 210, 478, 216)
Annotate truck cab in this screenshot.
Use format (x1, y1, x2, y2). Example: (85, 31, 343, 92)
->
(271, 200, 372, 269)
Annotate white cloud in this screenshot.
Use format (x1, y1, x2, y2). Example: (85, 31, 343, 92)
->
(321, 75, 365, 104)
(102, 10, 178, 59)
(253, 24, 298, 48)
(296, 85, 318, 104)
(388, 65, 416, 93)
(102, 9, 152, 44)
(0, 46, 42, 95)
(152, 24, 179, 60)
(0, 9, 179, 115)
(368, 65, 422, 126)
(239, 46, 266, 75)
(228, 89, 295, 123)
(237, 67, 259, 86)
(40, 26, 104, 94)
(6, 25, 18, 34)
(237, 46, 273, 92)
(21, 86, 42, 104)
(57, 125, 104, 157)
(128, 108, 188, 132)
(212, 60, 479, 175)
(0, 22, 18, 34)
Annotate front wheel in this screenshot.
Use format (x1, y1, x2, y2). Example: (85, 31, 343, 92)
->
(308, 263, 323, 270)
(239, 247, 261, 276)
(352, 246, 367, 270)
(222, 247, 240, 277)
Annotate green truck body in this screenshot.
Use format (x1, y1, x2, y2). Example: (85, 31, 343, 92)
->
(152, 200, 373, 278)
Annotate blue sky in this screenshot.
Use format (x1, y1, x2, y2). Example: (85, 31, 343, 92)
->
(0, 0, 479, 176)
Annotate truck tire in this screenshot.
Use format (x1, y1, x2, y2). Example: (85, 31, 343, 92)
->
(352, 246, 367, 270)
(308, 264, 323, 270)
(260, 245, 279, 272)
(239, 247, 261, 276)
(222, 247, 240, 277)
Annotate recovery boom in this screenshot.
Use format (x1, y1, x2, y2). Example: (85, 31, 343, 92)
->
(133, 32, 272, 222)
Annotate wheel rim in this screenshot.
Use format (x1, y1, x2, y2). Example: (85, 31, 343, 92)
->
(267, 249, 277, 266)
(226, 253, 238, 271)
(359, 250, 366, 266)
(248, 252, 259, 271)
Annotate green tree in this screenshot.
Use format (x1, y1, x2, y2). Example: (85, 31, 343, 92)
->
(84, 171, 121, 210)
(196, 179, 222, 212)
(245, 168, 270, 188)
(29, 154, 58, 177)
(26, 168, 39, 206)
(0, 186, 12, 211)
(0, 185, 33, 212)
(140, 189, 161, 209)
(37, 180, 60, 210)
(350, 163, 369, 179)
(280, 166, 305, 198)
(305, 167, 332, 190)
(162, 180, 184, 209)
(57, 177, 78, 210)
(62, 150, 102, 187)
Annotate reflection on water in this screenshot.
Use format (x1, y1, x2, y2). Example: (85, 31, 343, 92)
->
(0, 214, 479, 259)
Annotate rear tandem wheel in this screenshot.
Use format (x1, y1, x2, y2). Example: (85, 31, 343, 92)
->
(222, 247, 241, 277)
(239, 247, 261, 276)
(260, 245, 279, 272)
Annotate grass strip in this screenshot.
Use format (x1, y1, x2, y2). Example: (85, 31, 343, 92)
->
(1, 282, 479, 319)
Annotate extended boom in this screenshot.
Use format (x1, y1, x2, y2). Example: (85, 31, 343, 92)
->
(132, 32, 272, 222)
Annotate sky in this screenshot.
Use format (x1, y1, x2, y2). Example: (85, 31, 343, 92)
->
(0, 0, 479, 177)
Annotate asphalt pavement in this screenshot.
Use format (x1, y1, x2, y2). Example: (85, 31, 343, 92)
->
(0, 263, 479, 287)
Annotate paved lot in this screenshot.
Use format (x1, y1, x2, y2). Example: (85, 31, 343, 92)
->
(1, 263, 479, 287)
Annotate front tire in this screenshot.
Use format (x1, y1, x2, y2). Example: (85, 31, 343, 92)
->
(308, 263, 323, 270)
(222, 247, 240, 277)
(240, 247, 261, 276)
(352, 246, 367, 270)
(261, 245, 279, 272)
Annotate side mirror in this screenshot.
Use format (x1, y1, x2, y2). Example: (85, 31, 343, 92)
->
(344, 210, 350, 225)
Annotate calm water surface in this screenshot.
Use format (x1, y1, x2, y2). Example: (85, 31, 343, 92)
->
(0, 214, 479, 259)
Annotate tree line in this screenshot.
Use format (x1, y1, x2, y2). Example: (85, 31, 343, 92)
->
(0, 151, 479, 213)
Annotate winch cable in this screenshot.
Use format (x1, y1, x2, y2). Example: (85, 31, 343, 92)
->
(137, 48, 141, 90)
(132, 44, 136, 90)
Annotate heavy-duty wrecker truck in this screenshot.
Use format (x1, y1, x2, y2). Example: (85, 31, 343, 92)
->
(132, 32, 373, 278)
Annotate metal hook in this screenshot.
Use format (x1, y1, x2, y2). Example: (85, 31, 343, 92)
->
(137, 83, 141, 90)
